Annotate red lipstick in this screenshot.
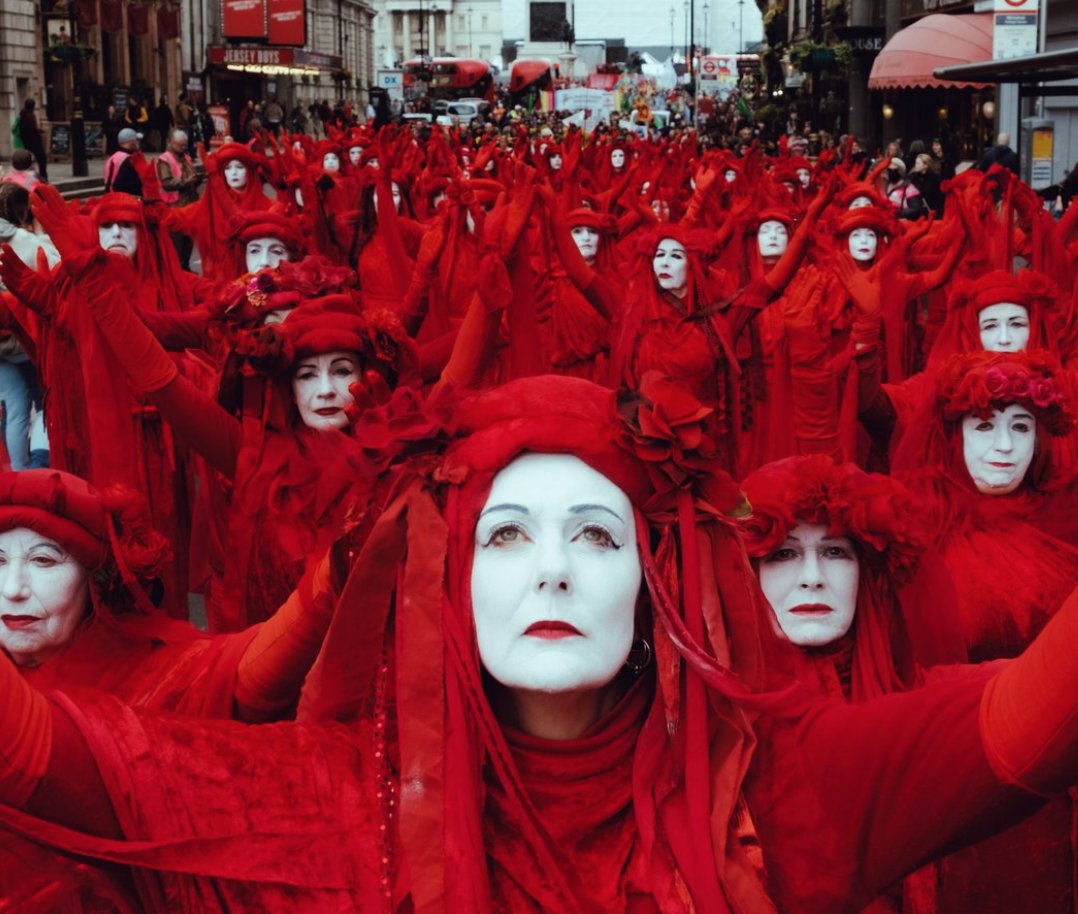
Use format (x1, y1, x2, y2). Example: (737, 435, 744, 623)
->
(524, 620, 583, 639)
(2, 615, 40, 630)
(788, 603, 833, 615)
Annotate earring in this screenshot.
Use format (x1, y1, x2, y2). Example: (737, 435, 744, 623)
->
(625, 638, 653, 674)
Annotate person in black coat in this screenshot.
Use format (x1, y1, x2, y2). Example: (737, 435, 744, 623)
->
(17, 100, 47, 183)
(979, 132, 1020, 175)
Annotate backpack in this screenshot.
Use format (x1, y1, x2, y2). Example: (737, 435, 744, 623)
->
(11, 116, 23, 150)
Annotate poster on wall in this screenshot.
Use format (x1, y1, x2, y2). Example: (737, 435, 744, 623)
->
(222, 0, 266, 39)
(267, 0, 305, 45)
(208, 105, 231, 147)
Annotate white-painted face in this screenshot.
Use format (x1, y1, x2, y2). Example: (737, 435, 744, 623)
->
(611, 148, 626, 169)
(978, 302, 1030, 352)
(848, 195, 872, 209)
(294, 188, 305, 208)
(0, 528, 89, 667)
(797, 167, 812, 188)
(373, 182, 402, 214)
(962, 405, 1036, 495)
(224, 159, 249, 190)
(848, 227, 878, 262)
(570, 225, 600, 263)
(292, 140, 304, 154)
(291, 350, 360, 431)
(652, 238, 688, 298)
(262, 308, 294, 325)
(549, 154, 563, 171)
(724, 169, 738, 184)
(650, 199, 671, 222)
(471, 454, 641, 694)
(756, 220, 789, 259)
(758, 522, 860, 648)
(368, 156, 380, 170)
(323, 152, 340, 172)
(348, 146, 362, 166)
(98, 221, 138, 257)
(244, 236, 291, 273)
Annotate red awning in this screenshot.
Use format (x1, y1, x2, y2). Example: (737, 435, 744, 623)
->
(868, 13, 992, 90)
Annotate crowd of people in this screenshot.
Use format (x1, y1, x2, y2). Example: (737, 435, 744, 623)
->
(0, 113, 1075, 913)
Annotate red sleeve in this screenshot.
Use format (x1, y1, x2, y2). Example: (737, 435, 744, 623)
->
(751, 671, 1044, 913)
(139, 307, 211, 352)
(28, 702, 121, 840)
(147, 373, 242, 478)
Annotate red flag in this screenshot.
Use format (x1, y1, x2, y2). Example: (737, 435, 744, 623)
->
(74, 0, 98, 28)
(100, 0, 122, 33)
(127, 3, 149, 36)
(157, 6, 179, 39)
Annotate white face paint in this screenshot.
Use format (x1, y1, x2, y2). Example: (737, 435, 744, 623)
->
(758, 522, 860, 648)
(570, 225, 600, 263)
(373, 182, 402, 214)
(848, 227, 878, 262)
(724, 169, 738, 184)
(549, 154, 563, 171)
(223, 159, 249, 190)
(291, 350, 360, 431)
(650, 199, 671, 222)
(848, 195, 873, 209)
(978, 302, 1030, 352)
(292, 140, 304, 154)
(756, 220, 789, 259)
(294, 188, 305, 208)
(262, 308, 294, 325)
(348, 146, 362, 166)
(611, 149, 626, 169)
(368, 156, 380, 170)
(245, 236, 291, 273)
(962, 405, 1036, 495)
(471, 454, 640, 694)
(98, 221, 138, 257)
(797, 167, 812, 188)
(652, 238, 688, 298)
(0, 528, 89, 667)
(322, 152, 340, 172)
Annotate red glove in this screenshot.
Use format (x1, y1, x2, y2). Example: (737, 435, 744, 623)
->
(0, 244, 58, 317)
(31, 185, 102, 277)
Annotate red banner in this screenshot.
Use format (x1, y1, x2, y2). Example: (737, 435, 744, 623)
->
(222, 0, 266, 39)
(74, 0, 98, 28)
(100, 0, 122, 33)
(127, 3, 148, 35)
(267, 0, 305, 45)
(157, 6, 179, 39)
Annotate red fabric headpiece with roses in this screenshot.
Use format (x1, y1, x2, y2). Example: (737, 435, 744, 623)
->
(298, 374, 804, 914)
(738, 455, 923, 700)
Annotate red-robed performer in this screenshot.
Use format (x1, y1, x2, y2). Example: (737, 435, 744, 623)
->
(0, 376, 1077, 914)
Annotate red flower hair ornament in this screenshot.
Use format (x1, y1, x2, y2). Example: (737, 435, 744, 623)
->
(738, 455, 926, 584)
(937, 351, 1074, 437)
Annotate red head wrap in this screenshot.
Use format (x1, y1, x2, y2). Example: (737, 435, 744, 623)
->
(228, 209, 306, 256)
(212, 142, 265, 175)
(91, 193, 143, 227)
(566, 208, 616, 233)
(833, 205, 897, 239)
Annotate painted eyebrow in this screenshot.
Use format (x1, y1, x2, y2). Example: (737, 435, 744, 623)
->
(1010, 412, 1035, 421)
(569, 504, 624, 522)
(479, 503, 530, 519)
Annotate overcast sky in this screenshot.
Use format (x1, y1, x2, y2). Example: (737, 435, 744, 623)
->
(501, 0, 763, 53)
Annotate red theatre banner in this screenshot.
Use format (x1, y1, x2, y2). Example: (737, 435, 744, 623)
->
(100, 0, 123, 33)
(127, 3, 149, 36)
(268, 0, 305, 45)
(157, 6, 180, 39)
(222, 0, 267, 39)
(74, 0, 98, 28)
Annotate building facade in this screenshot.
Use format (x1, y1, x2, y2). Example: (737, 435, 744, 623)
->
(372, 0, 502, 68)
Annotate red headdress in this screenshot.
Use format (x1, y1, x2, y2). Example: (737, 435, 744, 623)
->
(893, 350, 1075, 493)
(565, 207, 616, 234)
(739, 455, 924, 700)
(833, 205, 897, 240)
(0, 470, 170, 613)
(227, 208, 307, 274)
(210, 142, 266, 176)
(91, 193, 144, 227)
(928, 269, 1059, 367)
(297, 374, 804, 914)
(835, 181, 889, 211)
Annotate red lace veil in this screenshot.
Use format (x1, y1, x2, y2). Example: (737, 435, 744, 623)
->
(298, 374, 807, 913)
(738, 455, 925, 699)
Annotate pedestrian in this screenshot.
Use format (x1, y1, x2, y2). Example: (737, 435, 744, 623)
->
(16, 99, 47, 183)
(123, 96, 150, 145)
(289, 103, 308, 134)
(102, 104, 123, 154)
(103, 127, 144, 196)
(263, 96, 284, 136)
(156, 128, 202, 269)
(151, 95, 174, 152)
(174, 91, 193, 133)
(979, 131, 1020, 175)
(2, 149, 40, 192)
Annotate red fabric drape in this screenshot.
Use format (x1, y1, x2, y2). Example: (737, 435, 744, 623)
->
(156, 6, 179, 39)
(74, 0, 98, 28)
(100, 0, 123, 33)
(127, 3, 149, 36)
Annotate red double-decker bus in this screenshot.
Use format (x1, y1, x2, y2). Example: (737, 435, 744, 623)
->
(403, 57, 495, 105)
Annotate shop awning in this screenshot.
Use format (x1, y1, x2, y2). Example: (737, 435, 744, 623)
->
(868, 13, 992, 90)
(934, 46, 1078, 84)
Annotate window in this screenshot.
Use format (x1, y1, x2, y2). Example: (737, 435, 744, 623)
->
(481, 14, 488, 30)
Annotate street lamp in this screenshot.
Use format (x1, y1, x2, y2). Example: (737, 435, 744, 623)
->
(738, 0, 745, 53)
(468, 5, 474, 56)
(670, 6, 675, 55)
(702, 2, 709, 54)
(430, 4, 440, 56)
